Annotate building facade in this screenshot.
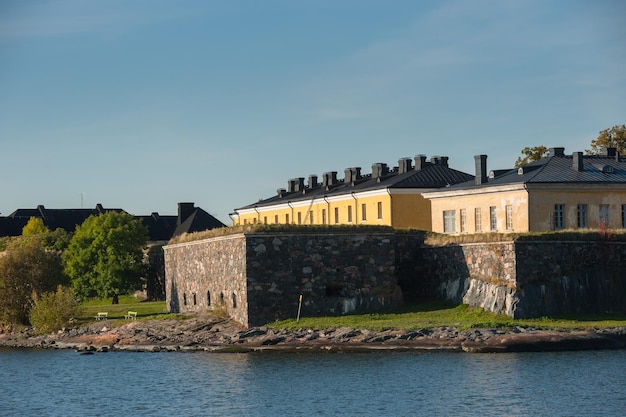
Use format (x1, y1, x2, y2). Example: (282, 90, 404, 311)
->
(423, 148, 626, 234)
(231, 155, 473, 230)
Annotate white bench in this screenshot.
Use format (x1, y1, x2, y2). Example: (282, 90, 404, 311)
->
(95, 312, 108, 320)
(124, 311, 137, 320)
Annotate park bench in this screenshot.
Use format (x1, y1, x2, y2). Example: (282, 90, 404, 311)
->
(95, 312, 108, 320)
(124, 311, 137, 320)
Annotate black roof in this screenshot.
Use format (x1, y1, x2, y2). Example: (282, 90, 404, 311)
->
(235, 158, 474, 211)
(0, 203, 225, 241)
(433, 150, 626, 193)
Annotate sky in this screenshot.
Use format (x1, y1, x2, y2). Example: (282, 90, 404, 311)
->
(1, 0, 625, 225)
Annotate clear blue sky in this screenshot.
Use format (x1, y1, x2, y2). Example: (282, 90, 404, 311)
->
(1, 0, 624, 225)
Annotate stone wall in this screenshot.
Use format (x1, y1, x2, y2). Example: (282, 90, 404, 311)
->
(410, 240, 626, 318)
(164, 232, 406, 327)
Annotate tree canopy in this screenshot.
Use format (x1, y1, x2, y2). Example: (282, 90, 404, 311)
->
(587, 124, 626, 155)
(514, 146, 548, 168)
(0, 237, 65, 325)
(22, 217, 49, 236)
(62, 211, 148, 301)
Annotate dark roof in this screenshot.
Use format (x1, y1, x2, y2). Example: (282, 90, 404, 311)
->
(172, 207, 226, 238)
(235, 158, 474, 211)
(0, 203, 225, 241)
(433, 151, 626, 193)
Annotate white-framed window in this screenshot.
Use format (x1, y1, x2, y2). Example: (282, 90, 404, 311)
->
(309, 210, 314, 225)
(297, 212, 302, 225)
(475, 208, 482, 232)
(443, 210, 456, 233)
(554, 204, 565, 229)
(489, 206, 497, 231)
(577, 204, 588, 228)
(362, 203, 367, 221)
(322, 209, 327, 225)
(347, 206, 353, 223)
(460, 209, 466, 233)
(377, 202, 383, 220)
(334, 207, 339, 224)
(505, 205, 513, 230)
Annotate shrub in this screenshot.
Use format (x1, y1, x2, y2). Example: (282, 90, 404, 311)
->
(29, 286, 82, 335)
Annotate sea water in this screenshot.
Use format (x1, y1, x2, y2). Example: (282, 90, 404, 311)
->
(0, 348, 624, 416)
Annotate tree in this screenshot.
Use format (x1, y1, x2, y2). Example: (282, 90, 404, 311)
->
(587, 124, 626, 155)
(29, 286, 82, 335)
(22, 217, 49, 236)
(515, 146, 548, 168)
(62, 212, 148, 302)
(0, 237, 65, 325)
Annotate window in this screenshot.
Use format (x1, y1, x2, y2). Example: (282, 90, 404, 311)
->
(232, 293, 237, 309)
(263, 216, 267, 225)
(348, 206, 353, 223)
(297, 212, 302, 225)
(577, 204, 588, 228)
(274, 215, 278, 224)
(443, 210, 456, 233)
(460, 209, 466, 233)
(489, 206, 497, 231)
(322, 209, 327, 225)
(599, 204, 610, 226)
(377, 202, 383, 220)
(193, 293, 197, 305)
(622, 205, 626, 228)
(285, 213, 289, 224)
(309, 210, 314, 225)
(475, 208, 482, 232)
(334, 207, 339, 224)
(505, 205, 513, 230)
(183, 293, 187, 306)
(362, 203, 367, 221)
(207, 290, 211, 306)
(253, 218, 257, 224)
(243, 219, 248, 225)
(554, 204, 565, 229)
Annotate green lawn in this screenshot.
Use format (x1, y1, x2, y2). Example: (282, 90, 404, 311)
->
(78, 295, 170, 324)
(77, 297, 626, 332)
(268, 301, 626, 332)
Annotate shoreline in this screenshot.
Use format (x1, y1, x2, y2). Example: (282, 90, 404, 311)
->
(1, 316, 625, 354)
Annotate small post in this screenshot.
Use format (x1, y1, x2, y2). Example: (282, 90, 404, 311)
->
(296, 294, 303, 322)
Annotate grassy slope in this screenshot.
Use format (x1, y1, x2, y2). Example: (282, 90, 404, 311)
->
(78, 298, 626, 332)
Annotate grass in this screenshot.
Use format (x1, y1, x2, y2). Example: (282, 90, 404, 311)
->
(77, 295, 170, 325)
(268, 301, 626, 332)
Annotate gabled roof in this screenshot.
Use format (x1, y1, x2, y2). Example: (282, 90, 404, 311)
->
(425, 148, 626, 196)
(235, 156, 474, 211)
(0, 202, 225, 241)
(172, 207, 226, 237)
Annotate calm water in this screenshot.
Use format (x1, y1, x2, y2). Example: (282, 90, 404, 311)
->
(0, 348, 624, 417)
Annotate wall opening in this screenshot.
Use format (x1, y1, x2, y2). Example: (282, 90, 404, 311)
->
(207, 290, 211, 306)
(232, 293, 237, 309)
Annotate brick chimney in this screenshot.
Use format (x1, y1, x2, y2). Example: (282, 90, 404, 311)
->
(178, 202, 195, 225)
(572, 152, 584, 172)
(414, 155, 428, 171)
(474, 155, 488, 185)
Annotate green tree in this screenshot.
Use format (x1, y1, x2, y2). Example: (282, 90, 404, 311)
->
(62, 212, 148, 302)
(0, 237, 65, 325)
(514, 146, 548, 167)
(587, 124, 626, 155)
(22, 217, 49, 236)
(29, 286, 82, 335)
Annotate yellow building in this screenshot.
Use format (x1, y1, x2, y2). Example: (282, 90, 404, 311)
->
(232, 155, 473, 230)
(423, 148, 626, 234)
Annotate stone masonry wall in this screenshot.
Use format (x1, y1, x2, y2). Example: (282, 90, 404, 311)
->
(164, 232, 404, 327)
(164, 235, 248, 326)
(410, 241, 626, 318)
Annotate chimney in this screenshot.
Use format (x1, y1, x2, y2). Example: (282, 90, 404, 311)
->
(178, 202, 195, 225)
(95, 203, 104, 213)
(439, 156, 449, 167)
(287, 179, 296, 192)
(398, 158, 412, 174)
(605, 147, 617, 157)
(372, 163, 389, 180)
(572, 152, 584, 172)
(276, 188, 286, 198)
(547, 147, 565, 157)
(414, 155, 428, 171)
(474, 155, 488, 185)
(323, 171, 338, 189)
(295, 178, 305, 192)
(430, 156, 440, 165)
(308, 175, 318, 189)
(344, 167, 361, 185)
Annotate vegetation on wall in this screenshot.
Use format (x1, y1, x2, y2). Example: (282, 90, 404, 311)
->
(423, 229, 626, 246)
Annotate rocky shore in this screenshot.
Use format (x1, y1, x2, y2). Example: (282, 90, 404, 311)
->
(1, 315, 625, 354)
